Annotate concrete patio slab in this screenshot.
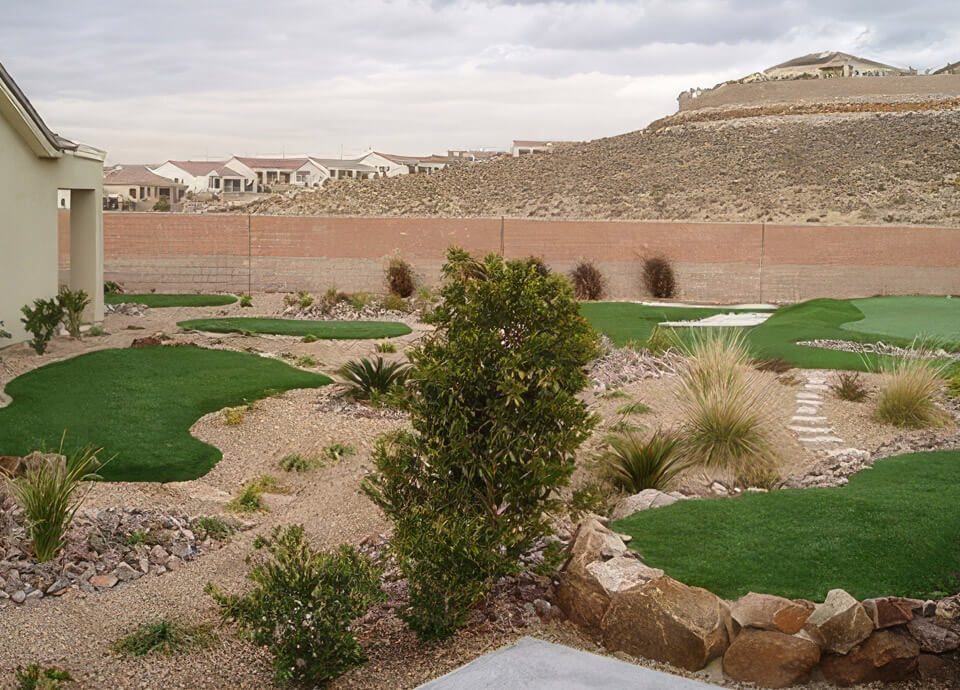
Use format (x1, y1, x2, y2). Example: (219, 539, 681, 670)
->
(416, 637, 720, 690)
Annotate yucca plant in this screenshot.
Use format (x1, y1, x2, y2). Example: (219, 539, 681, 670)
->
(875, 358, 949, 428)
(8, 445, 102, 562)
(600, 430, 686, 493)
(56, 286, 91, 338)
(337, 356, 409, 400)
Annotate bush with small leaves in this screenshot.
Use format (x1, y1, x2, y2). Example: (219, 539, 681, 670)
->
(225, 477, 286, 513)
(278, 453, 322, 472)
(15, 665, 72, 690)
(643, 256, 676, 298)
(206, 525, 385, 687)
(238, 293, 252, 307)
(348, 292, 372, 311)
(524, 255, 551, 276)
(152, 196, 171, 212)
(600, 430, 686, 493)
(338, 356, 409, 401)
(302, 334, 318, 343)
(88, 325, 105, 337)
(381, 292, 408, 312)
(829, 371, 869, 402)
(20, 297, 64, 354)
(385, 255, 416, 297)
(322, 442, 356, 462)
(570, 260, 606, 300)
(568, 483, 610, 521)
(375, 341, 396, 353)
(113, 619, 214, 657)
(296, 355, 317, 368)
(127, 530, 148, 546)
(190, 515, 238, 540)
(56, 286, 91, 338)
(223, 406, 246, 425)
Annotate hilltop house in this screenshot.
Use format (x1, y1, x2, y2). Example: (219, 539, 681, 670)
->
(1, 61, 106, 343)
(312, 157, 380, 180)
(512, 140, 572, 156)
(762, 51, 908, 80)
(103, 165, 186, 210)
(934, 61, 960, 75)
(151, 160, 257, 196)
(372, 152, 451, 173)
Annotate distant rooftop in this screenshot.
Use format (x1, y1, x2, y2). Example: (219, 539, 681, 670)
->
(163, 160, 226, 176)
(766, 51, 904, 73)
(105, 165, 186, 187)
(234, 156, 309, 170)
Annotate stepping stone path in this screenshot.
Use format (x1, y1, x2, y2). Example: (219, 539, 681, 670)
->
(789, 371, 843, 447)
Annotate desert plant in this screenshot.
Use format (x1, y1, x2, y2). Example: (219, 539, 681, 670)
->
(600, 430, 686, 493)
(416, 285, 434, 306)
(56, 286, 91, 338)
(609, 419, 643, 433)
(644, 325, 676, 355)
(0, 320, 10, 340)
(223, 406, 246, 425)
(297, 291, 314, 308)
(375, 341, 396, 353)
(20, 297, 64, 354)
(226, 483, 267, 513)
(296, 355, 317, 368)
(643, 256, 676, 298)
(524, 255, 551, 276)
(948, 374, 960, 399)
(127, 530, 149, 546)
(190, 516, 238, 540)
(381, 292, 408, 312)
(238, 293, 252, 307)
(617, 401, 652, 415)
(386, 255, 415, 297)
(568, 483, 610, 521)
(15, 665, 72, 690)
(302, 334, 318, 343)
(278, 453, 322, 472)
(363, 247, 597, 640)
(349, 292, 372, 311)
(753, 357, 793, 374)
(829, 371, 869, 402)
(152, 196, 171, 212)
(113, 619, 214, 657)
(104, 280, 124, 295)
(337, 356, 409, 400)
(8, 445, 102, 562)
(601, 389, 630, 399)
(322, 442, 355, 462)
(570, 260, 606, 300)
(206, 525, 385, 687)
(875, 358, 949, 428)
(88, 325, 105, 336)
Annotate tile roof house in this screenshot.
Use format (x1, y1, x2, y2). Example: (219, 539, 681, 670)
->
(152, 160, 257, 195)
(762, 51, 908, 79)
(371, 152, 451, 173)
(103, 165, 186, 210)
(1, 60, 106, 343)
(227, 156, 327, 190)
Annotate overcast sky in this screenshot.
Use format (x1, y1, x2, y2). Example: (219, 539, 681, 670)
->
(3, 0, 957, 163)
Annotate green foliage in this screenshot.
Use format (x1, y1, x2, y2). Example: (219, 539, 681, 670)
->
(381, 292, 408, 312)
(56, 286, 91, 338)
(643, 256, 676, 298)
(8, 445, 102, 562)
(608, 419, 643, 433)
(190, 515, 238, 540)
(337, 356, 409, 401)
(385, 255, 416, 297)
(296, 355, 317, 368)
(323, 442, 356, 462)
(112, 619, 214, 657)
(178, 317, 411, 340)
(278, 453, 322, 472)
(570, 260, 606, 300)
(568, 483, 610, 521)
(103, 280, 124, 295)
(375, 341, 396, 353)
(105, 293, 238, 308)
(349, 292, 372, 311)
(152, 196, 171, 212)
(875, 358, 949, 428)
(829, 371, 869, 402)
(226, 482, 269, 513)
(298, 291, 314, 308)
(617, 401, 652, 415)
(87, 325, 105, 336)
(644, 325, 676, 355)
(15, 665, 72, 690)
(600, 430, 685, 493)
(206, 525, 385, 687)
(302, 334, 318, 343)
(600, 389, 630, 399)
(238, 293, 252, 307)
(753, 357, 793, 373)
(363, 248, 597, 640)
(222, 406, 246, 425)
(20, 297, 64, 354)
(947, 374, 960, 399)
(127, 530, 148, 546)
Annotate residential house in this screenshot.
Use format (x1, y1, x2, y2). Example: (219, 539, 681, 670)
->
(447, 149, 504, 162)
(228, 156, 327, 190)
(934, 61, 960, 75)
(762, 51, 908, 80)
(151, 160, 257, 195)
(372, 152, 451, 173)
(103, 165, 186, 210)
(512, 140, 572, 156)
(311, 157, 379, 181)
(356, 151, 409, 177)
(1, 61, 106, 343)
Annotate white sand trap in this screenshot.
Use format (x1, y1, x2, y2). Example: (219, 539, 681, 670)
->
(659, 312, 773, 328)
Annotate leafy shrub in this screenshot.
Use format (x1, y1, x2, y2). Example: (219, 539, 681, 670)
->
(754, 357, 793, 374)
(386, 255, 415, 297)
(56, 286, 91, 338)
(113, 619, 214, 657)
(601, 389, 630, 399)
(302, 334, 318, 343)
(127, 530, 148, 546)
(223, 406, 246, 425)
(363, 248, 597, 640)
(88, 325, 105, 336)
(238, 293, 252, 307)
(278, 453, 322, 472)
(226, 482, 269, 513)
(15, 665, 72, 690)
(600, 430, 685, 493)
(190, 515, 238, 540)
(206, 525, 385, 687)
(644, 325, 676, 355)
(568, 483, 610, 521)
(617, 401, 652, 415)
(152, 196, 171, 212)
(104, 280, 124, 295)
(609, 419, 643, 433)
(381, 293, 408, 312)
(948, 374, 960, 399)
(20, 297, 64, 354)
(0, 320, 10, 340)
(348, 292, 372, 311)
(337, 357, 409, 400)
(643, 256, 676, 298)
(875, 358, 948, 428)
(829, 371, 868, 402)
(524, 255, 551, 276)
(296, 355, 317, 368)
(416, 285, 434, 307)
(323, 442, 356, 462)
(570, 260, 606, 300)
(375, 341, 396, 353)
(8, 446, 102, 562)
(298, 291, 314, 308)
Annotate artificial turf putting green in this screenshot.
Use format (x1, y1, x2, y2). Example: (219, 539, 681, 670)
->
(178, 317, 412, 339)
(0, 347, 329, 482)
(578, 303, 769, 347)
(613, 451, 960, 601)
(842, 296, 960, 342)
(105, 293, 238, 308)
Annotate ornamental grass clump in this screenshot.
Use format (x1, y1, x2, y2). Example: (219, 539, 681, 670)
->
(600, 430, 685, 493)
(206, 525, 385, 687)
(113, 619, 214, 657)
(875, 358, 949, 428)
(363, 247, 597, 640)
(8, 445, 102, 562)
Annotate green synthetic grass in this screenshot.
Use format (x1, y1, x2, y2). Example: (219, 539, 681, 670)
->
(842, 296, 960, 342)
(578, 303, 768, 347)
(614, 451, 960, 601)
(178, 317, 412, 340)
(105, 293, 238, 307)
(0, 347, 329, 482)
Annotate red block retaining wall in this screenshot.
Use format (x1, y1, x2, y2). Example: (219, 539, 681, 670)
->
(58, 211, 960, 303)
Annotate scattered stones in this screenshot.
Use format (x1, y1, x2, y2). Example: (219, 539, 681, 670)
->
(88, 574, 118, 589)
(819, 630, 919, 686)
(722, 627, 821, 688)
(729, 592, 813, 635)
(798, 339, 960, 364)
(609, 489, 687, 521)
(800, 589, 874, 655)
(104, 302, 148, 316)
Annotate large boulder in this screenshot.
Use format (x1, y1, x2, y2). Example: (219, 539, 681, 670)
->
(805, 589, 874, 654)
(610, 489, 686, 521)
(819, 630, 919, 686)
(906, 616, 960, 653)
(729, 592, 813, 635)
(862, 596, 915, 629)
(722, 628, 821, 688)
(0, 455, 22, 478)
(556, 519, 630, 628)
(601, 575, 731, 671)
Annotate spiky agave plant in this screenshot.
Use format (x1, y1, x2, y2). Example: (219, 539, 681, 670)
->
(599, 430, 686, 493)
(337, 356, 410, 401)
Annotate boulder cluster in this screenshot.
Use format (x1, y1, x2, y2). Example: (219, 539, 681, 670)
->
(557, 518, 960, 687)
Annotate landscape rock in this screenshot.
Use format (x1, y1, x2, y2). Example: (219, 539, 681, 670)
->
(601, 575, 731, 671)
(729, 592, 813, 635)
(89, 574, 118, 589)
(610, 489, 687, 521)
(722, 628, 821, 688)
(906, 616, 960, 653)
(936, 593, 960, 620)
(820, 630, 919, 686)
(805, 589, 874, 654)
(11, 590, 25, 604)
(862, 596, 915, 629)
(585, 556, 664, 594)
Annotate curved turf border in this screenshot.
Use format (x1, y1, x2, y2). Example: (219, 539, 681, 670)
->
(0, 347, 330, 482)
(105, 293, 238, 308)
(613, 450, 960, 601)
(178, 317, 412, 340)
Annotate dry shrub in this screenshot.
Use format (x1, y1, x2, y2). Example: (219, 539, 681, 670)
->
(875, 359, 949, 428)
(386, 256, 416, 297)
(643, 256, 676, 299)
(570, 261, 606, 300)
(754, 357, 793, 374)
(829, 371, 868, 402)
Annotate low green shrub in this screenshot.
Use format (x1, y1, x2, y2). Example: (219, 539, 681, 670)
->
(600, 430, 685, 493)
(375, 341, 396, 353)
(190, 515, 238, 540)
(348, 292, 371, 311)
(296, 355, 317, 368)
(15, 665, 72, 690)
(617, 401, 652, 415)
(948, 374, 960, 399)
(8, 446, 102, 562)
(238, 293, 252, 308)
(600, 389, 629, 399)
(56, 286, 91, 338)
(226, 483, 267, 513)
(278, 453, 322, 472)
(127, 530, 148, 546)
(568, 483, 610, 520)
(570, 260, 606, 300)
(644, 325, 676, 355)
(876, 358, 949, 428)
(298, 291, 314, 308)
(385, 256, 415, 297)
(20, 297, 64, 354)
(206, 525, 385, 687)
(381, 293, 408, 312)
(302, 334, 318, 343)
(222, 406, 246, 425)
(322, 442, 356, 462)
(113, 619, 214, 657)
(88, 325, 105, 336)
(337, 356, 409, 401)
(830, 371, 868, 402)
(609, 419, 643, 433)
